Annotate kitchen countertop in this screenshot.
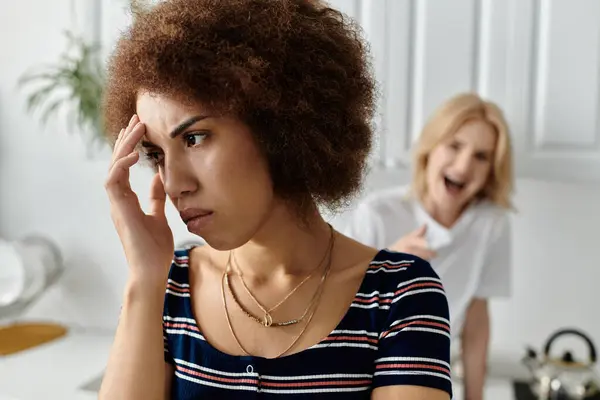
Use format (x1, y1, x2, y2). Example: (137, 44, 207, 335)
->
(0, 327, 516, 400)
(0, 327, 113, 400)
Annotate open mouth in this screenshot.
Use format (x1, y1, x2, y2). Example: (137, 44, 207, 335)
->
(444, 176, 466, 193)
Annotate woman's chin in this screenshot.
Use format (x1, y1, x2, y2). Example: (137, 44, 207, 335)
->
(196, 231, 251, 252)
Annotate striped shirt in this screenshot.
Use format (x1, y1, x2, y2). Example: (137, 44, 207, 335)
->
(163, 248, 452, 399)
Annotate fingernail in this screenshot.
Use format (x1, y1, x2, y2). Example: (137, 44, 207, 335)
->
(129, 114, 137, 124)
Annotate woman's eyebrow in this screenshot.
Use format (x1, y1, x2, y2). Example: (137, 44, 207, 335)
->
(169, 115, 209, 138)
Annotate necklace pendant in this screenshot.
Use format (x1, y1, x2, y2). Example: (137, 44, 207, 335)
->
(277, 319, 299, 327)
(263, 313, 273, 327)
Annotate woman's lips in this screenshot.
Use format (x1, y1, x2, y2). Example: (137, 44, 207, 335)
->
(179, 208, 214, 231)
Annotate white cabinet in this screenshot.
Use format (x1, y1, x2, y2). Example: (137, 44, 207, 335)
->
(503, 0, 600, 183)
(85, 0, 600, 182)
(329, 0, 600, 183)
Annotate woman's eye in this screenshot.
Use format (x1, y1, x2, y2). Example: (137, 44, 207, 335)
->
(184, 132, 208, 147)
(475, 153, 490, 162)
(448, 141, 460, 150)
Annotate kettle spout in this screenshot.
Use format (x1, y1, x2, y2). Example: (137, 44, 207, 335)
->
(522, 347, 540, 373)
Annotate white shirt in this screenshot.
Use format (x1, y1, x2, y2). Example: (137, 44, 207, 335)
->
(341, 185, 512, 337)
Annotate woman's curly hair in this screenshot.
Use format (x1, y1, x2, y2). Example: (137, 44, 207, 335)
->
(103, 0, 377, 214)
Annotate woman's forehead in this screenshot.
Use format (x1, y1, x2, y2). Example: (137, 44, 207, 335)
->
(136, 93, 206, 117)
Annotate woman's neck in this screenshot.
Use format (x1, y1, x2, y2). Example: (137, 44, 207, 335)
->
(231, 206, 334, 281)
(421, 194, 465, 229)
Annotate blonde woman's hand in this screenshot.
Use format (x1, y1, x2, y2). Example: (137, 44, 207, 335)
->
(105, 115, 174, 287)
(390, 225, 437, 261)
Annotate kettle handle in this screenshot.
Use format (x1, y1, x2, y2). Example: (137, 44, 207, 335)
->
(543, 328, 597, 363)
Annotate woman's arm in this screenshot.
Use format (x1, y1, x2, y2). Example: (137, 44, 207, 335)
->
(458, 213, 510, 399)
(372, 385, 449, 400)
(165, 364, 174, 399)
(460, 299, 490, 400)
(100, 116, 176, 399)
(99, 281, 171, 400)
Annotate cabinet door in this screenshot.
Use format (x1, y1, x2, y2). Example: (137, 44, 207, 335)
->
(332, 0, 600, 183)
(330, 0, 481, 171)
(332, 0, 488, 173)
(503, 0, 600, 183)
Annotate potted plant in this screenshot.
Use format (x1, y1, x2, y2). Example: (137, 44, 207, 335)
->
(18, 30, 106, 154)
(17, 1, 154, 156)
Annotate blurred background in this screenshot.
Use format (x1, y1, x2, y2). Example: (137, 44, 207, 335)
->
(1, 0, 600, 399)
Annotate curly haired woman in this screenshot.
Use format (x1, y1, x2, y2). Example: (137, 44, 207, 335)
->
(99, 1, 452, 399)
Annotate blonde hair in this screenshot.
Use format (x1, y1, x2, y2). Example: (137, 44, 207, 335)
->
(411, 92, 514, 209)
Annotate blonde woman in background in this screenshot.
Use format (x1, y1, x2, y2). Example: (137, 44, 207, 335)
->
(343, 92, 514, 400)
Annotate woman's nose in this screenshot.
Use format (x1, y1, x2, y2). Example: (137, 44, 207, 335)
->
(453, 152, 474, 175)
(162, 157, 198, 198)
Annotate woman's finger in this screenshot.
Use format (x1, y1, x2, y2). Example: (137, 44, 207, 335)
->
(112, 115, 140, 160)
(112, 123, 145, 168)
(420, 249, 437, 260)
(409, 224, 427, 238)
(149, 173, 167, 218)
(410, 237, 431, 250)
(116, 128, 125, 145)
(116, 122, 145, 159)
(408, 246, 437, 261)
(111, 128, 126, 164)
(105, 152, 140, 203)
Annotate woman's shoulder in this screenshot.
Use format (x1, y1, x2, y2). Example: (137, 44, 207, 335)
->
(173, 247, 192, 262)
(368, 248, 441, 276)
(363, 249, 450, 338)
(168, 248, 192, 275)
(166, 246, 203, 284)
(471, 200, 511, 227)
(365, 249, 443, 291)
(169, 244, 223, 275)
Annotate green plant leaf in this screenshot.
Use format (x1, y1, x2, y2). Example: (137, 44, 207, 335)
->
(40, 97, 67, 125)
(25, 81, 61, 112)
(18, 28, 107, 144)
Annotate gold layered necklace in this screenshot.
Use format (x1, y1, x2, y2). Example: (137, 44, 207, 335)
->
(227, 224, 334, 327)
(220, 225, 335, 358)
(225, 267, 321, 327)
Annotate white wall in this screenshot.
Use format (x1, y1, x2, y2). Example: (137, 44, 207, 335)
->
(1, 0, 599, 363)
